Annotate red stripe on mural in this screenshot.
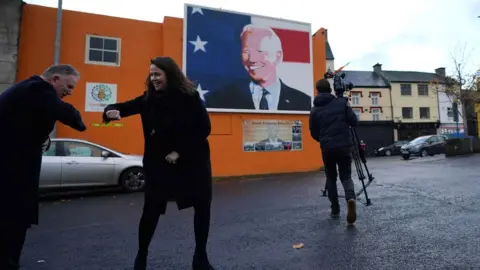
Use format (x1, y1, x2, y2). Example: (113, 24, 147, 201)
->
(271, 28, 310, 63)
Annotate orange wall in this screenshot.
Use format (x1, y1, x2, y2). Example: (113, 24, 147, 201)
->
(17, 4, 327, 177)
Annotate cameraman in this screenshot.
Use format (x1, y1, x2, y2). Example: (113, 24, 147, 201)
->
(309, 79, 358, 224)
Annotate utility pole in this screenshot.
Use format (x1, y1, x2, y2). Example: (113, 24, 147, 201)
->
(50, 0, 63, 138)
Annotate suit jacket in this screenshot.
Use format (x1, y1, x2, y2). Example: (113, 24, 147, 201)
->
(0, 76, 86, 226)
(205, 78, 312, 111)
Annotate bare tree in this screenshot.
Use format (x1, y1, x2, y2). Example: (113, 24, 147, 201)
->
(431, 43, 480, 135)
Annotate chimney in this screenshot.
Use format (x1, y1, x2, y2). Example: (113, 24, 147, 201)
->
(373, 63, 382, 73)
(324, 29, 328, 41)
(435, 67, 445, 77)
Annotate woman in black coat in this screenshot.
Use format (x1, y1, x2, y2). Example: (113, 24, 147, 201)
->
(103, 57, 214, 270)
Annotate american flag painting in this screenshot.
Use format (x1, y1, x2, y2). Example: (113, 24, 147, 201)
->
(183, 4, 314, 114)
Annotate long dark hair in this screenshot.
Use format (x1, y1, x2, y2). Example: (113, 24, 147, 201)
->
(145, 57, 196, 98)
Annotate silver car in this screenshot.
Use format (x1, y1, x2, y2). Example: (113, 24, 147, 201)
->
(40, 138, 145, 192)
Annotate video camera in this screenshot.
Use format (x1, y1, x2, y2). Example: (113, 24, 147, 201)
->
(324, 70, 354, 98)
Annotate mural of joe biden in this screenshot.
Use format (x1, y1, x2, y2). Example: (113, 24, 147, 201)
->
(204, 24, 312, 112)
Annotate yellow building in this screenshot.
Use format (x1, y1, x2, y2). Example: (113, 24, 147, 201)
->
(374, 64, 442, 140)
(343, 69, 394, 155)
(343, 64, 444, 152)
(342, 72, 392, 122)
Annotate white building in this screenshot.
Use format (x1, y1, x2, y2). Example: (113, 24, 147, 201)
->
(435, 68, 464, 136)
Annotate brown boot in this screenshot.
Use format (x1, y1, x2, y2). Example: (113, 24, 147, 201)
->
(346, 199, 357, 224)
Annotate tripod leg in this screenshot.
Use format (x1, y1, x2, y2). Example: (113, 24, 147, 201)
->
(359, 174, 372, 206)
(362, 162, 375, 182)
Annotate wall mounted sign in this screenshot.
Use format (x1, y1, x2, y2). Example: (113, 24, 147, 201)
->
(91, 122, 124, 127)
(242, 120, 303, 152)
(85, 82, 118, 112)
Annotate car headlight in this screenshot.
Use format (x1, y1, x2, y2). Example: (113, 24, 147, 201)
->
(378, 147, 384, 151)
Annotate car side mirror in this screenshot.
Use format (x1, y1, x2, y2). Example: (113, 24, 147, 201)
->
(101, 151, 110, 158)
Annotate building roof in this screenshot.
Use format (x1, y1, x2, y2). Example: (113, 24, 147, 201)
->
(343, 65, 446, 88)
(326, 41, 334, 60)
(343, 71, 389, 88)
(382, 71, 443, 83)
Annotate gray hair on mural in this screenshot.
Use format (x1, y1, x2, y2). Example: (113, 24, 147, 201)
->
(240, 24, 283, 54)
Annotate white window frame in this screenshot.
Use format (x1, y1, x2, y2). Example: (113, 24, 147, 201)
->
(371, 93, 379, 105)
(371, 108, 380, 121)
(353, 109, 361, 120)
(85, 34, 122, 67)
(351, 93, 360, 105)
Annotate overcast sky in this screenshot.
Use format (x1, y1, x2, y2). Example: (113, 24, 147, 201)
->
(25, 0, 480, 76)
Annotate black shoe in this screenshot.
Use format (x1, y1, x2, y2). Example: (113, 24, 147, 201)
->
(192, 252, 215, 270)
(330, 203, 340, 218)
(134, 253, 147, 270)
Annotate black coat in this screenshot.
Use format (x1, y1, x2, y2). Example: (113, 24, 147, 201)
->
(102, 88, 212, 211)
(309, 93, 358, 151)
(0, 76, 86, 227)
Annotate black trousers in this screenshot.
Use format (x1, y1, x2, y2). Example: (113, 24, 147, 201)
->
(0, 225, 28, 270)
(136, 196, 211, 257)
(322, 146, 356, 205)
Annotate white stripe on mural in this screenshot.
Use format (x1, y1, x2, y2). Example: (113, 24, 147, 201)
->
(277, 62, 314, 97)
(251, 16, 311, 32)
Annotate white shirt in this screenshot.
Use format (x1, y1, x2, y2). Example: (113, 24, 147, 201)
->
(249, 78, 281, 110)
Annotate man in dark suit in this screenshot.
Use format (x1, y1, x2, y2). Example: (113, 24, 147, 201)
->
(0, 64, 86, 269)
(205, 24, 312, 111)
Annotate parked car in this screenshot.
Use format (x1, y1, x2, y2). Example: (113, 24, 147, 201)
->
(400, 135, 448, 160)
(40, 138, 145, 192)
(374, 140, 410, 156)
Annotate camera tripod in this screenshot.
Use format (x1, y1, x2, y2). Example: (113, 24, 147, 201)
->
(321, 113, 375, 206)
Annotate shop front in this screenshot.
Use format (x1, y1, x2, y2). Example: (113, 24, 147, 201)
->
(439, 123, 465, 138)
(396, 122, 441, 141)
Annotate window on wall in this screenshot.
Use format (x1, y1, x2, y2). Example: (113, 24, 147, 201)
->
(447, 107, 453, 118)
(85, 35, 121, 66)
(352, 109, 361, 120)
(418, 84, 429, 96)
(400, 84, 412, 96)
(402, 107, 413, 119)
(371, 93, 379, 105)
(419, 107, 430, 119)
(351, 93, 360, 105)
(371, 108, 380, 121)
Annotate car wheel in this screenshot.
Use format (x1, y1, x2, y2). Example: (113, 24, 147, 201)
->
(120, 167, 145, 192)
(420, 149, 429, 157)
(402, 154, 410, 160)
(385, 150, 392, 156)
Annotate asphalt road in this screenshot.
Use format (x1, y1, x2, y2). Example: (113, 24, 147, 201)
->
(22, 154, 480, 269)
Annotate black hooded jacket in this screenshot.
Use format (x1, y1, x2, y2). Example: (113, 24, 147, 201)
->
(309, 93, 358, 150)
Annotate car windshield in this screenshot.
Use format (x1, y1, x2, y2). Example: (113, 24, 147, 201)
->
(410, 136, 429, 144)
